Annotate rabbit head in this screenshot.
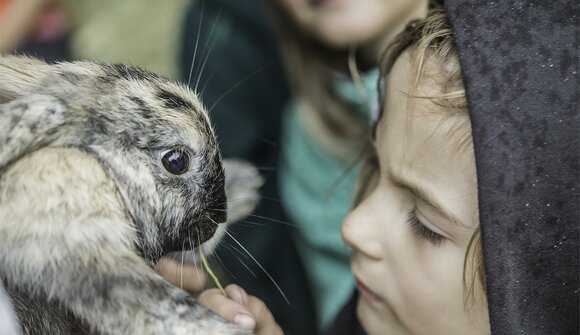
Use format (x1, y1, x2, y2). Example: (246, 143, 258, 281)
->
(0, 56, 229, 263)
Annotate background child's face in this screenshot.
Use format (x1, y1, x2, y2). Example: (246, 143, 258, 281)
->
(341, 52, 490, 334)
(277, 0, 426, 48)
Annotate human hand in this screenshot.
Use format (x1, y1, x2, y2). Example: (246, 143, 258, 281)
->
(198, 284, 284, 335)
(156, 257, 207, 294)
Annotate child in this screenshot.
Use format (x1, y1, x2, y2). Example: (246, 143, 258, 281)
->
(198, 8, 491, 335)
(270, 0, 429, 330)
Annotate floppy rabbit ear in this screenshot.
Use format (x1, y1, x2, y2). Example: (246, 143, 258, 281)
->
(0, 94, 69, 171)
(0, 55, 51, 103)
(0, 56, 70, 170)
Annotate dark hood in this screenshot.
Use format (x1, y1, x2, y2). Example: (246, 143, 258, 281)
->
(444, 1, 579, 334)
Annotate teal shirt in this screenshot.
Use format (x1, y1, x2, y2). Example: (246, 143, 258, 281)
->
(280, 69, 380, 331)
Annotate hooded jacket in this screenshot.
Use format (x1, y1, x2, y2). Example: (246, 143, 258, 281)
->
(446, 1, 578, 333)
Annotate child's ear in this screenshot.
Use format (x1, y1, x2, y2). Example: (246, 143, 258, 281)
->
(0, 55, 51, 103)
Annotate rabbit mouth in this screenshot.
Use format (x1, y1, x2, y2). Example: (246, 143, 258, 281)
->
(161, 217, 220, 254)
(191, 206, 227, 246)
(161, 174, 227, 254)
(161, 201, 227, 254)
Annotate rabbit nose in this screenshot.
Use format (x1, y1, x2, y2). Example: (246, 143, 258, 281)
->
(206, 179, 227, 224)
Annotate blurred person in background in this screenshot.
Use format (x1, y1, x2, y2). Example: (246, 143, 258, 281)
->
(0, 0, 71, 62)
(0, 0, 189, 77)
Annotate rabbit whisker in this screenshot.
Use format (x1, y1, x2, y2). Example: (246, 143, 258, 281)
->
(208, 62, 273, 114)
(244, 214, 299, 228)
(229, 218, 265, 227)
(256, 166, 278, 171)
(195, 227, 203, 287)
(224, 241, 250, 261)
(216, 197, 256, 204)
(217, 195, 283, 205)
(180, 240, 186, 290)
(249, 136, 278, 147)
(258, 195, 283, 203)
(209, 208, 227, 212)
(213, 248, 237, 280)
(155, 257, 169, 274)
(236, 221, 266, 228)
(228, 249, 257, 279)
(205, 216, 289, 305)
(200, 73, 214, 96)
(194, 9, 222, 92)
(187, 231, 203, 284)
(186, 0, 204, 87)
(224, 229, 289, 304)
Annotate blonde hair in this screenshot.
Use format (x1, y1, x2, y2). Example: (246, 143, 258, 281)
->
(358, 7, 486, 305)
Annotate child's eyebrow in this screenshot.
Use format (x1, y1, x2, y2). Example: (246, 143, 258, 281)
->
(391, 174, 466, 227)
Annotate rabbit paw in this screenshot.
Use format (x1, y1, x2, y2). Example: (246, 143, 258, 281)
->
(222, 159, 264, 224)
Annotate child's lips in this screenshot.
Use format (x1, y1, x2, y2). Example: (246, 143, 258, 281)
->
(308, 0, 345, 8)
(356, 277, 383, 303)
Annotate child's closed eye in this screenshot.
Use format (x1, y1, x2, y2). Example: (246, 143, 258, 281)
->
(406, 211, 445, 246)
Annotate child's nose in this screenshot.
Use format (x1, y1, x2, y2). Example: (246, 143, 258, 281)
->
(341, 205, 383, 260)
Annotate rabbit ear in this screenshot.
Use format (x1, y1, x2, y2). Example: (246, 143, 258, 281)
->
(0, 94, 69, 171)
(0, 56, 51, 103)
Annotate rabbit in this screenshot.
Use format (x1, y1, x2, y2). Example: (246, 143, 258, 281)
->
(0, 55, 260, 335)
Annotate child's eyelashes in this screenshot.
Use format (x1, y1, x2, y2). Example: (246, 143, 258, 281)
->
(405, 211, 445, 246)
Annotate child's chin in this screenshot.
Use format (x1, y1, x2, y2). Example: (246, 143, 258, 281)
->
(357, 295, 400, 335)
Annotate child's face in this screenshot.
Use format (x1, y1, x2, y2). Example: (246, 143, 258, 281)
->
(341, 52, 490, 334)
(278, 0, 427, 48)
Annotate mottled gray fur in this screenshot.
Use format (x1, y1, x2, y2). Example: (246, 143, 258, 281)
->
(0, 56, 259, 334)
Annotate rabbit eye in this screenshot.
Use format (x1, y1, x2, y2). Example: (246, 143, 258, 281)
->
(161, 149, 190, 175)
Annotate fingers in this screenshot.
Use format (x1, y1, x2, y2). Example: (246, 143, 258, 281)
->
(156, 258, 207, 293)
(157, 262, 284, 334)
(198, 288, 256, 331)
(246, 295, 284, 335)
(223, 284, 283, 335)
(225, 284, 250, 305)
